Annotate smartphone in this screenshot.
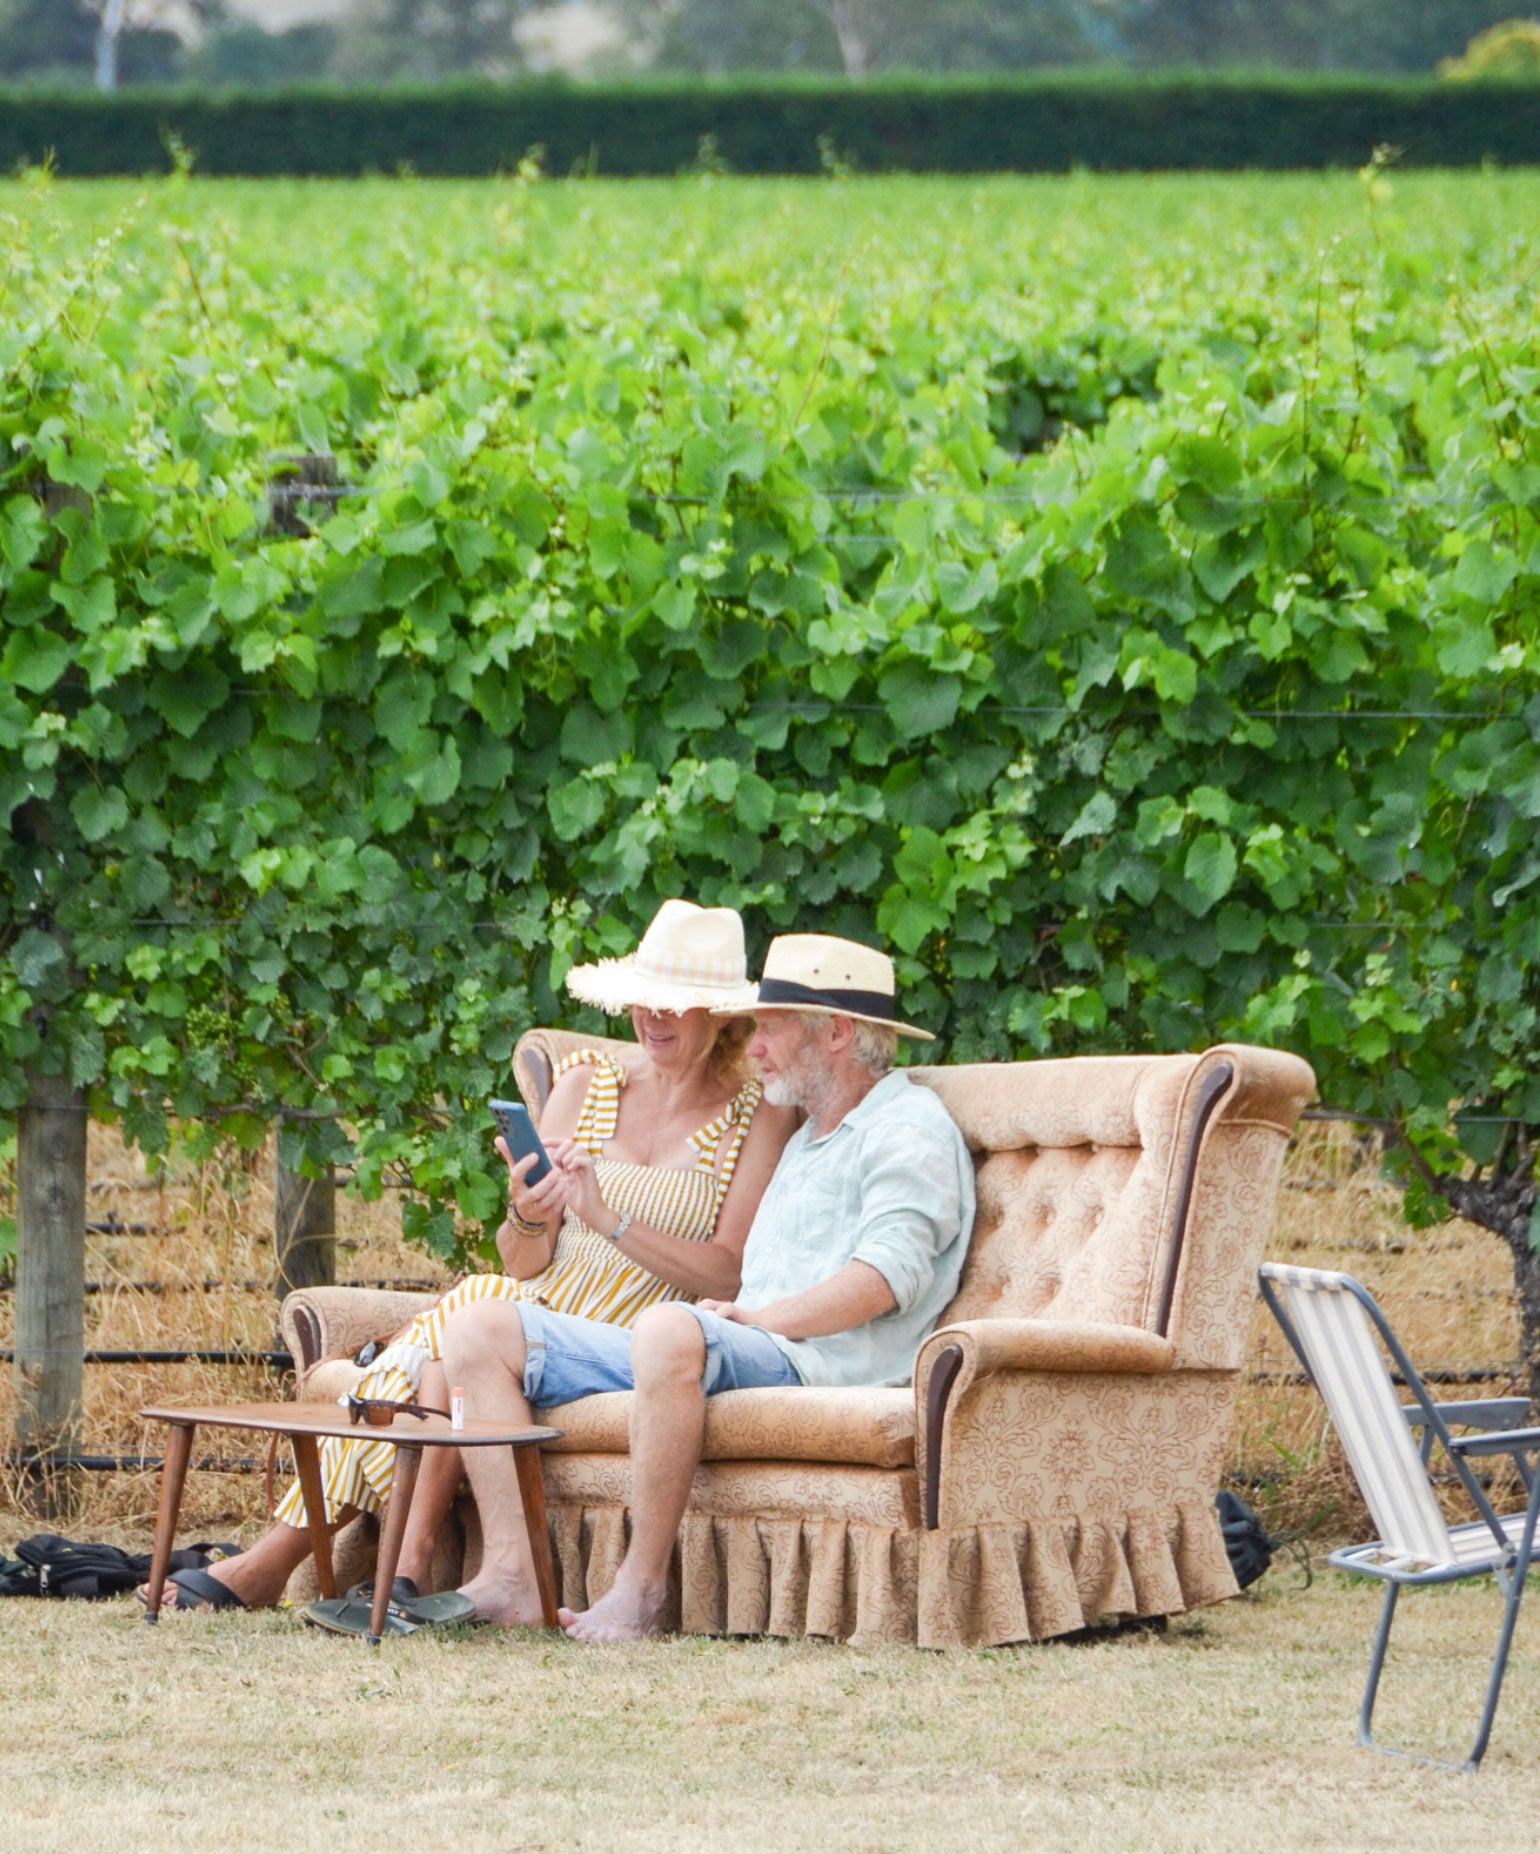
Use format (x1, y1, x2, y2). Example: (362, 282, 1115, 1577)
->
(489, 1098, 553, 1186)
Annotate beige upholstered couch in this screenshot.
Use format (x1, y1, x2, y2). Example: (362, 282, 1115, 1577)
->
(281, 1032, 1314, 1646)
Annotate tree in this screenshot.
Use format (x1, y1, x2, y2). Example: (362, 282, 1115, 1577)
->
(1440, 18, 1540, 79)
(1110, 0, 1525, 72)
(328, 0, 544, 79)
(0, 0, 99, 80)
(187, 21, 343, 89)
(0, 0, 197, 88)
(614, 0, 1103, 76)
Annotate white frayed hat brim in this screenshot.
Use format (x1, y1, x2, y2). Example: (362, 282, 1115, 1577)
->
(563, 899, 751, 1017)
(565, 958, 752, 1016)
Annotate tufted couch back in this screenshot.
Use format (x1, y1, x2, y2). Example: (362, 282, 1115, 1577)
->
(513, 1031, 1314, 1376)
(913, 1045, 1313, 1370)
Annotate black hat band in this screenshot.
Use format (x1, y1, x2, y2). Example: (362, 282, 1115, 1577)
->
(754, 976, 899, 1021)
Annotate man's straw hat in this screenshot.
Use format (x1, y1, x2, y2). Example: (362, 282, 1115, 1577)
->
(712, 933, 934, 1041)
(565, 899, 751, 1015)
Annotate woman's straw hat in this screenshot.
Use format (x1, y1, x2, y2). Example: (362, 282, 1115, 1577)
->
(712, 933, 934, 1041)
(565, 900, 751, 1015)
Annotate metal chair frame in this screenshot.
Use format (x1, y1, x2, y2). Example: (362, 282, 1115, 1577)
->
(1259, 1262, 1540, 1772)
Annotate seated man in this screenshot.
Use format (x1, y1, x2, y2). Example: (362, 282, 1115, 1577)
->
(439, 930, 977, 1643)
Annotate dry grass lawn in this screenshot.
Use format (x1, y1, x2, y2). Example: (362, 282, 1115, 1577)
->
(1, 1574, 1537, 1853)
(2, 1122, 1536, 1849)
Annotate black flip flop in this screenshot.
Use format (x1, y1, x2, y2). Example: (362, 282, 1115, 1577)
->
(345, 1576, 421, 1606)
(301, 1597, 419, 1639)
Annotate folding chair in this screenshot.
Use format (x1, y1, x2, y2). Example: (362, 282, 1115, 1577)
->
(1258, 1262, 1540, 1771)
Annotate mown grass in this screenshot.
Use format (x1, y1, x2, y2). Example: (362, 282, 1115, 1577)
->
(1, 1574, 1537, 1853)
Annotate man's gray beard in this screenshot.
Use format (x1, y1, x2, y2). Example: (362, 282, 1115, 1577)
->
(762, 1058, 829, 1118)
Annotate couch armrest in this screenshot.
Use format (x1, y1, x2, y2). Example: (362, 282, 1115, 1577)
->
(280, 1287, 441, 1377)
(919, 1318, 1176, 1383)
(915, 1319, 1177, 1534)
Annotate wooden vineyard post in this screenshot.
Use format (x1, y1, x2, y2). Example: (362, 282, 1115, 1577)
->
(265, 459, 342, 1317)
(14, 1070, 88, 1512)
(274, 1125, 336, 1308)
(266, 454, 341, 537)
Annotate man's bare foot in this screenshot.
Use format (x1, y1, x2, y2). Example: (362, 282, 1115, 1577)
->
(558, 1577, 666, 1644)
(457, 1568, 545, 1628)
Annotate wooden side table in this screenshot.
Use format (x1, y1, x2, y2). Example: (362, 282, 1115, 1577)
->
(139, 1402, 563, 1645)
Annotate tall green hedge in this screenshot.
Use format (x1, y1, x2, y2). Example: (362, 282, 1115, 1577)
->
(2, 74, 1539, 178)
(5, 173, 1540, 1284)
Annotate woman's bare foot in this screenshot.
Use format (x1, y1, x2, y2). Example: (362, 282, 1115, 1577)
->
(558, 1576, 667, 1644)
(457, 1567, 545, 1628)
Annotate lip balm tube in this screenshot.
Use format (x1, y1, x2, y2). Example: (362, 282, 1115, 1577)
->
(450, 1387, 465, 1432)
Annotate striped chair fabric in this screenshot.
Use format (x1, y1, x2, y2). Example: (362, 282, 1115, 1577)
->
(1261, 1264, 1452, 1568)
(1259, 1258, 1540, 1769)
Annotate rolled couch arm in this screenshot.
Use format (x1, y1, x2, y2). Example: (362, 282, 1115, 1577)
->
(914, 1318, 1176, 1534)
(920, 1318, 1176, 1383)
(280, 1287, 441, 1380)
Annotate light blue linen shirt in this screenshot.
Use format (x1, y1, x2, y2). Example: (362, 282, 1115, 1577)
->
(736, 1070, 976, 1389)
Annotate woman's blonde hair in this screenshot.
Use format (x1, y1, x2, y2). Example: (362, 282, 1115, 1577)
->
(708, 1014, 756, 1090)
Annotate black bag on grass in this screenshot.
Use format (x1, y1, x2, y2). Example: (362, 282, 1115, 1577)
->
(0, 1534, 241, 1600)
(1215, 1491, 1276, 1590)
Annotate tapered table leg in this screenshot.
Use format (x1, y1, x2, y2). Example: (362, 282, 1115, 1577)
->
(290, 1432, 336, 1600)
(143, 1422, 195, 1623)
(512, 1441, 559, 1629)
(369, 1444, 422, 1647)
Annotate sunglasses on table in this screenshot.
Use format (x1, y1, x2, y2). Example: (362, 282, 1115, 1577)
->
(345, 1395, 450, 1428)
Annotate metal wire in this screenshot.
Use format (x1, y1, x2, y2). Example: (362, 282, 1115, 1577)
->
(0, 1346, 291, 1367)
(4, 1452, 266, 1474)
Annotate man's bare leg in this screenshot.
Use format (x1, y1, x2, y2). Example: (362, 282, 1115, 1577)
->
(394, 1359, 463, 1592)
(438, 1299, 545, 1626)
(560, 1305, 706, 1645)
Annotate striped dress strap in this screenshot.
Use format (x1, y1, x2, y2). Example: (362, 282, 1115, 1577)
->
(552, 1049, 627, 1158)
(688, 1076, 765, 1206)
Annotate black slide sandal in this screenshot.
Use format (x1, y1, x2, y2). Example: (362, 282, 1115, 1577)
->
(160, 1568, 248, 1612)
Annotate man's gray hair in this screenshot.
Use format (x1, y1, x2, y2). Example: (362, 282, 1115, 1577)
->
(778, 1009, 898, 1077)
(849, 1018, 899, 1077)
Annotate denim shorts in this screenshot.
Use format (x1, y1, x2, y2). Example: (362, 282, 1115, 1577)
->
(518, 1301, 799, 1409)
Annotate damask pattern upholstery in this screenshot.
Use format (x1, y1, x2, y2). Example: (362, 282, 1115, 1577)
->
(282, 1039, 1314, 1646)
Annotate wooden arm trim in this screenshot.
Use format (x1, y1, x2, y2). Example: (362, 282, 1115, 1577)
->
(1153, 1057, 1234, 1338)
(923, 1343, 965, 1531)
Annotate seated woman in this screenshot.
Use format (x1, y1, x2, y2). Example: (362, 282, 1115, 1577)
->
(152, 899, 795, 1622)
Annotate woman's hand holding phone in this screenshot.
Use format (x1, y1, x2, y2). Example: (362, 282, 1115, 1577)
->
(496, 1137, 568, 1229)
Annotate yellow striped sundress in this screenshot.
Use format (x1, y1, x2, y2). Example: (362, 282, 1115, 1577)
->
(273, 1050, 762, 1529)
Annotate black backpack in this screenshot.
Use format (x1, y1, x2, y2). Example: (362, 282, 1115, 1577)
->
(1215, 1490, 1277, 1590)
(0, 1534, 241, 1600)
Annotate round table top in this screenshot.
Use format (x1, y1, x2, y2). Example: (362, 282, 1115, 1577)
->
(139, 1401, 562, 1447)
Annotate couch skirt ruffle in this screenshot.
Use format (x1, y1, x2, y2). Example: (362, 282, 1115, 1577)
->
(543, 1493, 1237, 1649)
(292, 1490, 1236, 1650)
